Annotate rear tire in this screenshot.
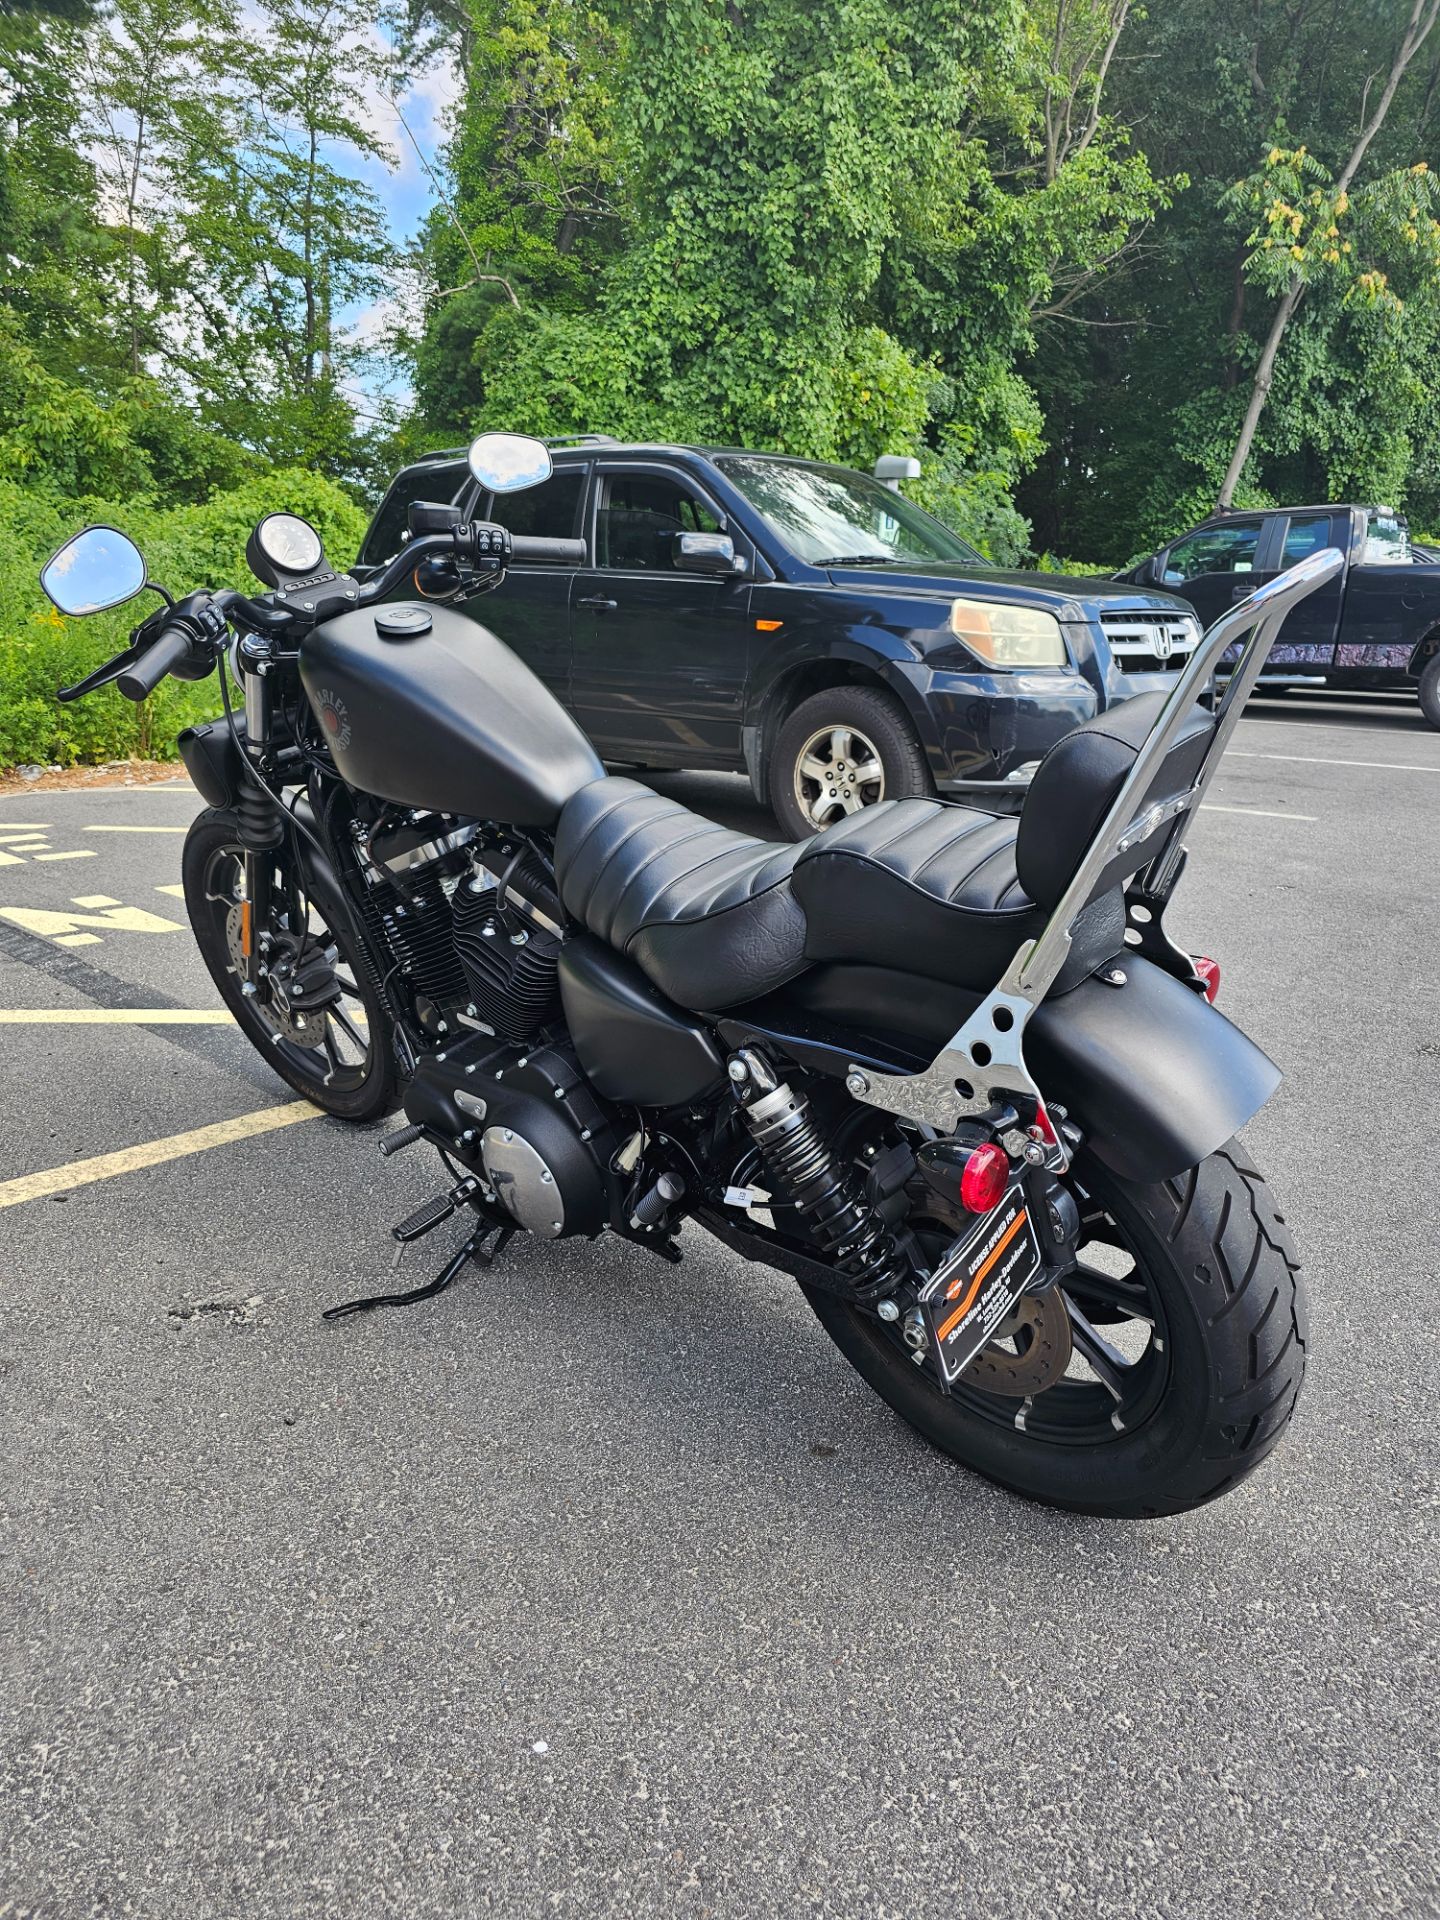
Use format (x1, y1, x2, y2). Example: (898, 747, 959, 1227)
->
(770, 686, 933, 839)
(1416, 652, 1440, 730)
(183, 806, 395, 1121)
(807, 1140, 1306, 1518)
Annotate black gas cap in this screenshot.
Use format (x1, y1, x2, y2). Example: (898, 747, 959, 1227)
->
(374, 603, 433, 640)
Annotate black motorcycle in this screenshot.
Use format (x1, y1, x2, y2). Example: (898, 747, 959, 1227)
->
(39, 435, 1342, 1517)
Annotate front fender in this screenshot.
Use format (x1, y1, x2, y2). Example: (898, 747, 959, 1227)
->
(1028, 957, 1281, 1182)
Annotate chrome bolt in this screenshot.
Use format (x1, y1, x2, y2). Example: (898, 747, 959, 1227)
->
(503, 1129, 514, 1142)
(553, 1087, 565, 1100)
(1022, 1141, 1046, 1167)
(1104, 967, 1128, 987)
(877, 1299, 900, 1323)
(728, 1059, 749, 1084)
(845, 1070, 870, 1097)
(902, 1308, 929, 1353)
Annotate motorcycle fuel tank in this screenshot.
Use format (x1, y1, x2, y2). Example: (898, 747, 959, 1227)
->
(299, 602, 603, 826)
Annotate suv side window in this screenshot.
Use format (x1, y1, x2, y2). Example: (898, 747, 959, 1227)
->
(596, 472, 722, 572)
(1279, 514, 1333, 567)
(1162, 521, 1262, 583)
(483, 469, 585, 541)
(360, 458, 469, 567)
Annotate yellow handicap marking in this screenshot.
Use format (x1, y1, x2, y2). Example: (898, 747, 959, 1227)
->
(0, 823, 96, 864)
(0, 892, 187, 947)
(155, 883, 187, 897)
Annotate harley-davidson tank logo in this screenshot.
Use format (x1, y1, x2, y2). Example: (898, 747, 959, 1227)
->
(315, 688, 351, 751)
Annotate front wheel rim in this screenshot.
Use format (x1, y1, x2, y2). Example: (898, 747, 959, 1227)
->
(204, 844, 375, 1094)
(793, 723, 885, 828)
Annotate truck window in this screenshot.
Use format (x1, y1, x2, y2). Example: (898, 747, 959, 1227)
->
(1361, 511, 1410, 566)
(484, 470, 585, 541)
(360, 458, 470, 566)
(1162, 521, 1262, 583)
(1279, 515, 1333, 567)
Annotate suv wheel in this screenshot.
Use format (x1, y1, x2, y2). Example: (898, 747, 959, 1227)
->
(770, 686, 933, 839)
(1417, 651, 1440, 731)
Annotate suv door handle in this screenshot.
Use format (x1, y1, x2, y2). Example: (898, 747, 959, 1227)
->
(577, 594, 618, 612)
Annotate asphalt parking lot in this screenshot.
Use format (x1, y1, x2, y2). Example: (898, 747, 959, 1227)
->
(2, 690, 1436, 1919)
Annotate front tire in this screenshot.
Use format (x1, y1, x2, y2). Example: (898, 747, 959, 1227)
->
(807, 1141, 1306, 1518)
(183, 806, 395, 1121)
(770, 686, 933, 838)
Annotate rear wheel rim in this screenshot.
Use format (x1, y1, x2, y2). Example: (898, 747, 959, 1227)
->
(203, 844, 374, 1095)
(893, 1172, 1173, 1447)
(793, 723, 885, 828)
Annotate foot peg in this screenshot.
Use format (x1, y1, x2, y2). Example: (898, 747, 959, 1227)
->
(392, 1189, 459, 1243)
(378, 1123, 425, 1158)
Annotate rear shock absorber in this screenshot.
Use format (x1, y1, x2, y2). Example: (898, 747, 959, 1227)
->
(729, 1048, 910, 1305)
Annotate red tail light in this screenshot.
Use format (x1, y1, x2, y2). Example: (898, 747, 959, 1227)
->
(1193, 955, 1221, 1004)
(960, 1142, 1010, 1214)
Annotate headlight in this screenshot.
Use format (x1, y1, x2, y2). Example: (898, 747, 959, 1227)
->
(949, 598, 1067, 668)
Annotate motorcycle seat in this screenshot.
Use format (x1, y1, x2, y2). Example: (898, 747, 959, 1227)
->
(552, 776, 1123, 1014)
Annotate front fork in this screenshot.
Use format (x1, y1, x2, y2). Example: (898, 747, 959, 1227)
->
(238, 640, 282, 989)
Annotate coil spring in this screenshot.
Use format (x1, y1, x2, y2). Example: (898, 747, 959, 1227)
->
(732, 1049, 909, 1304)
(235, 777, 283, 849)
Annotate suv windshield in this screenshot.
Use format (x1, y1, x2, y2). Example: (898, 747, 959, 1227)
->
(714, 455, 987, 568)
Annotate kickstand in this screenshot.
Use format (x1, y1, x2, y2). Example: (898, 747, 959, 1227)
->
(323, 1224, 515, 1322)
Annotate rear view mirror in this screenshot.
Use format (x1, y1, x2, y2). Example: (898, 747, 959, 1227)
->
(467, 433, 551, 495)
(40, 525, 147, 615)
(673, 531, 744, 577)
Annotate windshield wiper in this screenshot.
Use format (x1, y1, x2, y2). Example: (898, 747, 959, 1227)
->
(813, 553, 896, 567)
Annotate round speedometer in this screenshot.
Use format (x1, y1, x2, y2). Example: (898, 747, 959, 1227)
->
(253, 513, 324, 575)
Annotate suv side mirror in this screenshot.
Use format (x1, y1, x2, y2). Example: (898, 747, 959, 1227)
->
(674, 531, 745, 577)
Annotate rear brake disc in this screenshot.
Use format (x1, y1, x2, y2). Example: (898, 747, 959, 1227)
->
(910, 1193, 1072, 1397)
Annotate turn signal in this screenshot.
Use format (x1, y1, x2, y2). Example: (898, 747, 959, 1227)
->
(960, 1142, 1010, 1214)
(1193, 955, 1221, 1004)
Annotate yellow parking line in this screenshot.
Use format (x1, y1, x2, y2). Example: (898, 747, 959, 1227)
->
(33, 850, 98, 862)
(85, 824, 189, 834)
(0, 1009, 234, 1023)
(0, 1100, 322, 1210)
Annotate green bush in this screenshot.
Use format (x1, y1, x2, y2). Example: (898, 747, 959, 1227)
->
(0, 471, 368, 770)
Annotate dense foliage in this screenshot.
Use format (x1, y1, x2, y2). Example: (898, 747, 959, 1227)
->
(1, 0, 1437, 766)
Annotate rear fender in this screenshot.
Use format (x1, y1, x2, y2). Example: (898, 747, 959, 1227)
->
(1028, 957, 1280, 1182)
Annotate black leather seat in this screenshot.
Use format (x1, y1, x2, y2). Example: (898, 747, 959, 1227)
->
(552, 777, 1118, 1012)
(554, 778, 808, 1011)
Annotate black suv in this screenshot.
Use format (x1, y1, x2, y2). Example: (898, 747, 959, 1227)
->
(357, 438, 1203, 835)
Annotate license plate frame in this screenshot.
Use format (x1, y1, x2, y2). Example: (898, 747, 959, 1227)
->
(920, 1184, 1044, 1386)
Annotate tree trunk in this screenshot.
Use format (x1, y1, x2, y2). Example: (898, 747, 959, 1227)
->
(1216, 279, 1302, 506)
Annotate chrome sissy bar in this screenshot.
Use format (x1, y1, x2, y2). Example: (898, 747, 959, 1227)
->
(846, 547, 1346, 1134)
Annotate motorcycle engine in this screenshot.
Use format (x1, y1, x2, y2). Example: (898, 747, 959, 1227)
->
(402, 1030, 620, 1239)
(356, 805, 621, 1241)
(356, 808, 564, 1044)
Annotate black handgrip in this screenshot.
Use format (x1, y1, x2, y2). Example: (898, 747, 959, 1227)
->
(114, 623, 193, 701)
(509, 534, 588, 565)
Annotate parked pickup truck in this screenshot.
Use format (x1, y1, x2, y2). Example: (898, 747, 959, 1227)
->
(1118, 504, 1440, 728)
(355, 437, 1202, 835)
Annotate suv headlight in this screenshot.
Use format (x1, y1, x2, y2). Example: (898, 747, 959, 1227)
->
(949, 598, 1067, 668)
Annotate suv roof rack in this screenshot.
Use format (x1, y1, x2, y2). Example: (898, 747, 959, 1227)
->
(544, 433, 620, 448)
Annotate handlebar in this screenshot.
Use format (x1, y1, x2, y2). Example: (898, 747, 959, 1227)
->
(114, 623, 195, 701)
(509, 534, 587, 566)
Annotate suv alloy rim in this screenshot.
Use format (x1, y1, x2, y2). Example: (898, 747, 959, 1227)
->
(793, 723, 886, 827)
